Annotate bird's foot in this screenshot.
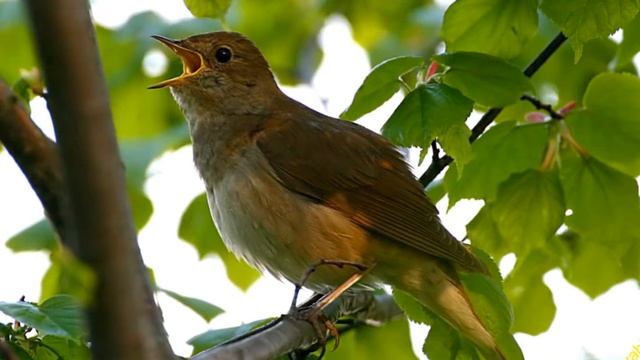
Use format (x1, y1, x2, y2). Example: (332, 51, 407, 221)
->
(288, 304, 340, 357)
(287, 260, 370, 358)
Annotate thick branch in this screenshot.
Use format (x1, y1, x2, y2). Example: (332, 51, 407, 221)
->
(0, 82, 67, 241)
(23, 1, 174, 359)
(419, 33, 568, 186)
(192, 293, 403, 360)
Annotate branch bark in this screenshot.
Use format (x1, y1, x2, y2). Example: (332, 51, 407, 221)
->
(419, 32, 568, 186)
(192, 293, 403, 360)
(23, 1, 174, 358)
(0, 82, 67, 242)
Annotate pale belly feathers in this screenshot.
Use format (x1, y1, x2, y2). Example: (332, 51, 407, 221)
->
(205, 146, 378, 292)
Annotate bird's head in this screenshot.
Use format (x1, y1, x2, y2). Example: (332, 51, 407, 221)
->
(149, 31, 279, 116)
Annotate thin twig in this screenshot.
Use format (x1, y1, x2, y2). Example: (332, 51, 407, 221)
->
(419, 32, 568, 186)
(520, 94, 562, 120)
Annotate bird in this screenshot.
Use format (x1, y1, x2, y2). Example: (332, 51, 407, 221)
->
(150, 31, 513, 359)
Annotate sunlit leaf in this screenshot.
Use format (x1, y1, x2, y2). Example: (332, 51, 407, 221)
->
(617, 13, 640, 68)
(566, 72, 640, 176)
(40, 336, 90, 360)
(229, 0, 323, 84)
(559, 151, 640, 242)
(504, 250, 557, 335)
(382, 83, 473, 169)
(188, 319, 269, 355)
(0, 295, 86, 341)
(442, 0, 538, 59)
(40, 249, 96, 305)
(330, 318, 417, 360)
(541, 0, 640, 60)
(159, 288, 224, 322)
(184, 0, 231, 19)
(555, 232, 637, 298)
(466, 205, 509, 261)
(444, 121, 548, 206)
(459, 272, 524, 360)
(6, 220, 56, 253)
(341, 56, 424, 120)
(423, 316, 480, 360)
(392, 289, 433, 326)
(0, 2, 35, 84)
(491, 170, 565, 253)
(434, 52, 533, 107)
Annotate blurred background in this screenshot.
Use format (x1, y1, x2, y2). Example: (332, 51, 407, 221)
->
(1, 0, 639, 358)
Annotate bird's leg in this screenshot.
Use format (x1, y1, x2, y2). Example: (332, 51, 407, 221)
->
(289, 259, 369, 312)
(288, 260, 370, 354)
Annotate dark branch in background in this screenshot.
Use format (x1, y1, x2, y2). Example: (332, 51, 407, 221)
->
(0, 82, 68, 243)
(23, 0, 175, 359)
(192, 293, 403, 360)
(520, 94, 563, 119)
(419, 32, 568, 186)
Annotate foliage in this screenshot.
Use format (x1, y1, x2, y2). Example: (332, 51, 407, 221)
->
(0, 295, 91, 360)
(1, 0, 640, 359)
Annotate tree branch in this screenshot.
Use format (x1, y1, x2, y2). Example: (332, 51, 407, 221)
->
(419, 32, 568, 186)
(192, 293, 403, 360)
(23, 1, 174, 358)
(0, 81, 67, 242)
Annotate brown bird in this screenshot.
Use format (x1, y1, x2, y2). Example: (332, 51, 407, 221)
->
(151, 31, 509, 359)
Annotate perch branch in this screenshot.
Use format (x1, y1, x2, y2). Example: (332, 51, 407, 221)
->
(419, 32, 568, 186)
(191, 293, 403, 360)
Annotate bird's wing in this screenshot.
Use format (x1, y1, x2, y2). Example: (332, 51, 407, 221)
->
(256, 108, 485, 272)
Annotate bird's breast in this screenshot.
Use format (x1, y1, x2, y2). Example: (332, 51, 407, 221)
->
(204, 145, 377, 291)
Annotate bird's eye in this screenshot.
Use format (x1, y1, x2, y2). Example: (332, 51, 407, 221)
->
(215, 47, 232, 63)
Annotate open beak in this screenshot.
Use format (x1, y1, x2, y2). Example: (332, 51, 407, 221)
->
(148, 35, 205, 89)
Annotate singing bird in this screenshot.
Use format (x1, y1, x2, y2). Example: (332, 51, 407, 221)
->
(151, 32, 510, 359)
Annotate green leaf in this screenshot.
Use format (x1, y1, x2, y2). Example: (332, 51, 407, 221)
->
(441, 0, 538, 59)
(188, 319, 269, 355)
(423, 316, 480, 360)
(459, 273, 512, 337)
(559, 151, 640, 242)
(0, 2, 36, 85)
(392, 289, 434, 325)
(183, 0, 231, 19)
(444, 121, 548, 206)
(179, 194, 261, 291)
(566, 72, 640, 176)
(330, 318, 417, 360)
(541, 0, 640, 60)
(491, 170, 565, 253)
(434, 52, 533, 107)
(382, 83, 473, 168)
(459, 272, 524, 360)
(159, 288, 224, 322)
(504, 250, 557, 335)
(0, 295, 86, 341)
(617, 13, 640, 68)
(40, 248, 96, 305)
(6, 220, 57, 253)
(555, 232, 637, 298)
(466, 205, 509, 261)
(341, 56, 424, 121)
(40, 336, 90, 360)
(228, 1, 323, 84)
